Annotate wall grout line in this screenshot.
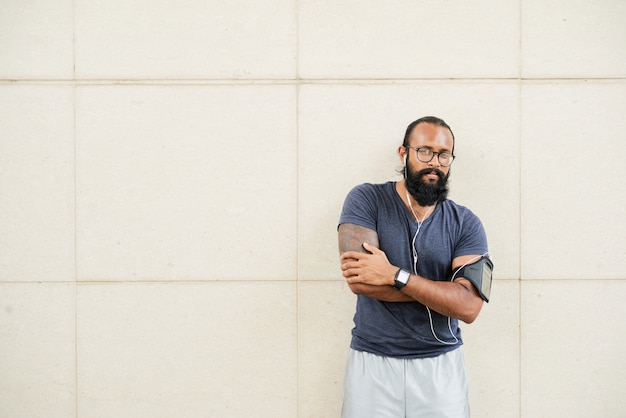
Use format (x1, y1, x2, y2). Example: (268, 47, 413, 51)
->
(1, 77, 624, 87)
(72, 1, 79, 415)
(518, 1, 524, 416)
(295, 1, 301, 415)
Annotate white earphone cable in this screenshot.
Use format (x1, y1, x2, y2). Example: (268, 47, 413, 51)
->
(405, 188, 459, 345)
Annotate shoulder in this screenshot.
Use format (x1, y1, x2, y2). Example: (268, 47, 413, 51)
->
(348, 181, 391, 194)
(437, 199, 487, 236)
(440, 199, 482, 222)
(340, 182, 397, 229)
(439, 199, 488, 253)
(342, 181, 394, 214)
(345, 181, 395, 200)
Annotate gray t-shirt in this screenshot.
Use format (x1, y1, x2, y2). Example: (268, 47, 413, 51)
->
(339, 181, 489, 358)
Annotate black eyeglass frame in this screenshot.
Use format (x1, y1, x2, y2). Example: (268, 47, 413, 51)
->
(404, 146, 456, 167)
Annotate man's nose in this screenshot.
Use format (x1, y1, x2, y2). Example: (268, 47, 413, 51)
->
(429, 153, 441, 168)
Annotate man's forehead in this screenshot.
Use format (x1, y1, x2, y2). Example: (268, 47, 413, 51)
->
(409, 123, 454, 147)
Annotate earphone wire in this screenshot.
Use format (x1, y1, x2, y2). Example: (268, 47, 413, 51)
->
(405, 189, 433, 271)
(405, 187, 459, 345)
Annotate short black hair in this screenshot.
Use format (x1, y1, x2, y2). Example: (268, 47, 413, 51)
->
(402, 116, 455, 154)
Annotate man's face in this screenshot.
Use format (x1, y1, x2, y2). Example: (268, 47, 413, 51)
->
(402, 123, 454, 206)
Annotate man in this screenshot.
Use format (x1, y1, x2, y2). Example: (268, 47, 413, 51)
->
(338, 116, 492, 417)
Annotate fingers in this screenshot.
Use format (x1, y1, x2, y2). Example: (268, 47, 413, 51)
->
(340, 260, 359, 272)
(340, 251, 360, 261)
(341, 265, 359, 281)
(341, 242, 383, 262)
(340, 243, 388, 284)
(340, 257, 364, 281)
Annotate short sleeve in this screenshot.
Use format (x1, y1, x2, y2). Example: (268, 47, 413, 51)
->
(338, 184, 378, 232)
(454, 209, 489, 258)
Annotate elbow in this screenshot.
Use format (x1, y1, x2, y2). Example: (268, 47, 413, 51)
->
(461, 313, 478, 324)
(459, 301, 483, 324)
(453, 279, 484, 324)
(347, 282, 365, 295)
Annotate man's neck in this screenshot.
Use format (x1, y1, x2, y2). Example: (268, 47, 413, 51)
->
(397, 180, 436, 221)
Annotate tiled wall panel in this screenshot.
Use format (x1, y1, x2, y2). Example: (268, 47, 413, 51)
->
(522, 0, 626, 78)
(75, 0, 297, 79)
(77, 282, 297, 417)
(0, 86, 75, 282)
(521, 280, 626, 416)
(76, 85, 297, 281)
(521, 82, 626, 279)
(0, 0, 74, 79)
(299, 0, 520, 79)
(0, 283, 75, 417)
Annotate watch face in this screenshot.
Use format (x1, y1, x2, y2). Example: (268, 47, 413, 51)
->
(398, 270, 410, 284)
(394, 269, 411, 290)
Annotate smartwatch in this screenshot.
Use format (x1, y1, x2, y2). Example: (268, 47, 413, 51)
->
(393, 268, 411, 290)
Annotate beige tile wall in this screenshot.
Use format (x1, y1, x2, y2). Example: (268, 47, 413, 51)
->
(1, 1, 624, 417)
(75, 85, 298, 281)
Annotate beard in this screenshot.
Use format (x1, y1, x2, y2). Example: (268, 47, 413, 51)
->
(405, 166, 450, 206)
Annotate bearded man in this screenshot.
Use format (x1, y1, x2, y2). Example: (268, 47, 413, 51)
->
(338, 116, 493, 418)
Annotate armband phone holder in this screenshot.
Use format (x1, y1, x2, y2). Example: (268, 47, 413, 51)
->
(454, 256, 494, 303)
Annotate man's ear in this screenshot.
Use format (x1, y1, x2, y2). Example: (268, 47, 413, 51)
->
(399, 146, 407, 165)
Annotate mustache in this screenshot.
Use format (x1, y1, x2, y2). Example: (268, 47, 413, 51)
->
(415, 168, 447, 180)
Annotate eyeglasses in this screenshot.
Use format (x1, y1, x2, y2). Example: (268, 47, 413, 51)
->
(405, 146, 455, 167)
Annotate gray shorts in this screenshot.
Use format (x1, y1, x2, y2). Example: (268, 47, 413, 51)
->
(341, 348, 470, 418)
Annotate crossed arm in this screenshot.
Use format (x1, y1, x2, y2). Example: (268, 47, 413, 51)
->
(338, 223, 484, 324)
